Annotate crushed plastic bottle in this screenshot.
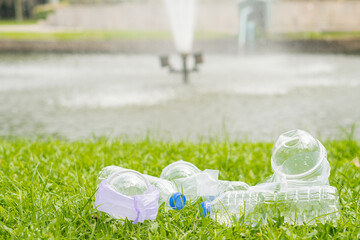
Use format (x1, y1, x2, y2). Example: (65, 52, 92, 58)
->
(215, 180, 250, 196)
(98, 161, 249, 209)
(94, 169, 159, 223)
(201, 185, 339, 225)
(107, 169, 149, 196)
(98, 166, 186, 210)
(160, 160, 249, 203)
(201, 130, 340, 225)
(160, 160, 218, 202)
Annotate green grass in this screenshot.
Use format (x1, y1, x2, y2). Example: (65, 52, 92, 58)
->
(0, 138, 359, 239)
(272, 32, 360, 40)
(0, 20, 38, 25)
(0, 31, 230, 41)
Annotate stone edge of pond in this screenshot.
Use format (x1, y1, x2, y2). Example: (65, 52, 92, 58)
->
(0, 38, 360, 54)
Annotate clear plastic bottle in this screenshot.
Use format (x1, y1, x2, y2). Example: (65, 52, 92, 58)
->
(216, 180, 249, 194)
(98, 166, 186, 210)
(160, 160, 201, 181)
(202, 180, 250, 202)
(161, 160, 249, 202)
(160, 160, 219, 202)
(201, 185, 340, 225)
(107, 169, 149, 197)
(270, 129, 330, 188)
(201, 130, 340, 225)
(98, 165, 126, 184)
(95, 170, 159, 222)
(102, 170, 150, 220)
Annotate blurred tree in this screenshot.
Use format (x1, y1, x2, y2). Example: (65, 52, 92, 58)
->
(15, 0, 23, 21)
(68, 0, 149, 4)
(0, 0, 14, 19)
(0, 0, 47, 20)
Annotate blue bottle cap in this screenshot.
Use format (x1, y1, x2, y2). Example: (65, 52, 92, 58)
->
(169, 192, 186, 210)
(200, 201, 211, 217)
(208, 196, 215, 202)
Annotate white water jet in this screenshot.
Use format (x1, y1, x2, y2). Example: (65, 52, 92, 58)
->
(164, 0, 197, 53)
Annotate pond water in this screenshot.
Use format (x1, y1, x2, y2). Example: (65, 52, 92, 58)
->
(0, 53, 359, 141)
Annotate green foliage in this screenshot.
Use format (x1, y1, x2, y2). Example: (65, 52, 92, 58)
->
(33, 8, 54, 20)
(0, 20, 37, 25)
(0, 30, 230, 41)
(0, 138, 359, 239)
(33, 3, 68, 20)
(271, 32, 360, 40)
(67, 0, 147, 4)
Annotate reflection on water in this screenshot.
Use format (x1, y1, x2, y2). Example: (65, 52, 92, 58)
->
(0, 53, 359, 140)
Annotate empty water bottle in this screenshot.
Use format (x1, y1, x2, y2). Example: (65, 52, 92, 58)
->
(201, 129, 340, 225)
(201, 185, 339, 225)
(94, 169, 159, 223)
(161, 160, 249, 202)
(160, 160, 219, 202)
(216, 180, 250, 195)
(107, 169, 149, 196)
(270, 129, 330, 188)
(99, 161, 248, 209)
(98, 166, 186, 210)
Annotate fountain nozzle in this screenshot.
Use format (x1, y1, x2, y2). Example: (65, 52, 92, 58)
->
(160, 56, 170, 68)
(159, 53, 203, 84)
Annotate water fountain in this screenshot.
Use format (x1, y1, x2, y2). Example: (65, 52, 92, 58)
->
(238, 0, 272, 52)
(160, 0, 203, 84)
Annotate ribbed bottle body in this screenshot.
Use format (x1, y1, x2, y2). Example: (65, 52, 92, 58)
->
(208, 186, 340, 225)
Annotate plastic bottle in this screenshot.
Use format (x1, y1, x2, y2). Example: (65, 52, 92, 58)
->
(160, 160, 217, 203)
(161, 160, 249, 202)
(201, 185, 340, 225)
(216, 180, 250, 195)
(98, 161, 249, 209)
(270, 129, 330, 188)
(95, 169, 159, 223)
(106, 169, 150, 197)
(98, 166, 186, 210)
(201, 130, 340, 225)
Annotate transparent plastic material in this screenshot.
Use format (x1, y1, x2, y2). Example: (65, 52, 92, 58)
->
(202, 185, 339, 225)
(201, 180, 250, 202)
(160, 160, 201, 180)
(160, 160, 219, 202)
(201, 130, 340, 226)
(98, 166, 186, 210)
(161, 160, 249, 203)
(95, 170, 159, 222)
(97, 165, 126, 184)
(98, 162, 249, 208)
(107, 170, 149, 197)
(217, 180, 250, 195)
(270, 129, 330, 187)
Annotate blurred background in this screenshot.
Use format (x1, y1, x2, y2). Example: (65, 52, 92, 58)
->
(0, 0, 359, 141)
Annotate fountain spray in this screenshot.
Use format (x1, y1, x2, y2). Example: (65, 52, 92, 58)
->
(161, 0, 203, 83)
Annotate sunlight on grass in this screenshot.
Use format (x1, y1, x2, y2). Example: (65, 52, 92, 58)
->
(271, 32, 360, 40)
(0, 20, 38, 25)
(0, 138, 359, 238)
(0, 31, 231, 41)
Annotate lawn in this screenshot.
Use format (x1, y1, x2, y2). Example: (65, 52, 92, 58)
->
(271, 32, 360, 40)
(0, 20, 38, 25)
(0, 137, 359, 239)
(0, 30, 230, 41)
